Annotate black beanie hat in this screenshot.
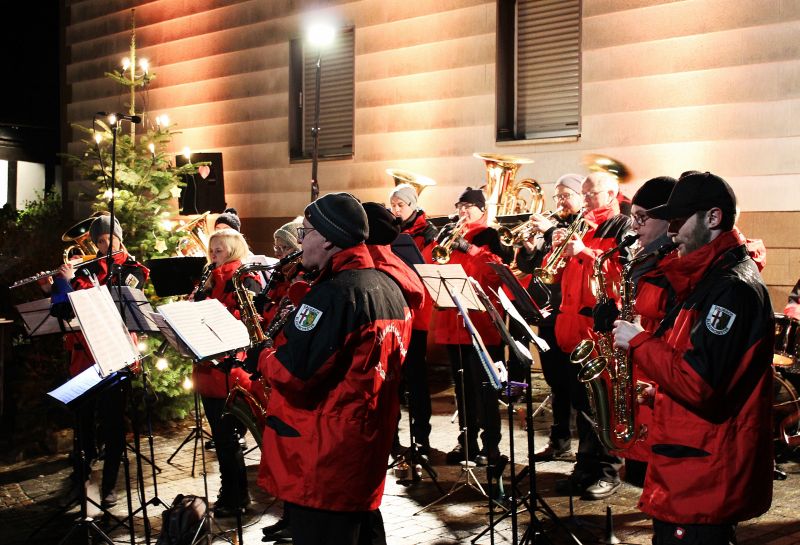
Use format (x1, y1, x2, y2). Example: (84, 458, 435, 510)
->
(456, 187, 486, 210)
(215, 208, 241, 232)
(304, 193, 369, 249)
(363, 202, 401, 245)
(632, 176, 677, 210)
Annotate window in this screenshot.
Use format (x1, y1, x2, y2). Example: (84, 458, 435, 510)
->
(289, 27, 355, 160)
(497, 0, 582, 141)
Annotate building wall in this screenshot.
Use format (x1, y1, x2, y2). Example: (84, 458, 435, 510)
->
(63, 0, 800, 302)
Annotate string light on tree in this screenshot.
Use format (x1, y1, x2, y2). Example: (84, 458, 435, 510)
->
(156, 357, 169, 371)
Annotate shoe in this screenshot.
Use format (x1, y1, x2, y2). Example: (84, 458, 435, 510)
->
(582, 479, 621, 500)
(205, 439, 216, 450)
(445, 443, 477, 465)
(555, 472, 594, 496)
(474, 448, 501, 467)
(213, 502, 246, 518)
(101, 489, 118, 509)
(416, 441, 431, 457)
(533, 441, 572, 462)
(262, 518, 292, 540)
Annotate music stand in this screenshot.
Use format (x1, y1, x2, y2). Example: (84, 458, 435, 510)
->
(15, 297, 81, 336)
(153, 297, 252, 545)
(413, 265, 497, 514)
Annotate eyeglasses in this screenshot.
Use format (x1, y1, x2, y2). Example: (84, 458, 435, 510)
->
(297, 226, 315, 241)
(455, 202, 477, 211)
(582, 190, 602, 199)
(274, 244, 295, 254)
(631, 213, 649, 227)
(552, 193, 573, 202)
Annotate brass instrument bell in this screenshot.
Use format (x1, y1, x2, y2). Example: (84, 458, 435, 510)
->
(61, 212, 103, 263)
(176, 211, 211, 257)
(386, 168, 436, 196)
(584, 154, 632, 184)
(473, 153, 540, 223)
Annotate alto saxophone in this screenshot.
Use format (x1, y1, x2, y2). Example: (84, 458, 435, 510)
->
(232, 263, 269, 345)
(570, 234, 640, 451)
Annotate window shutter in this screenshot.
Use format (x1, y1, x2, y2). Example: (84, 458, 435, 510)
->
(517, 0, 581, 139)
(303, 28, 354, 157)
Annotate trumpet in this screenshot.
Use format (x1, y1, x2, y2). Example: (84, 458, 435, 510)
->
(431, 217, 468, 264)
(533, 209, 588, 284)
(498, 210, 559, 247)
(10, 251, 124, 289)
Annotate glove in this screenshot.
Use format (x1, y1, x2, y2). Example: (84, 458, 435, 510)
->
(592, 300, 620, 333)
(194, 289, 208, 302)
(254, 292, 268, 315)
(242, 344, 264, 375)
(452, 236, 471, 253)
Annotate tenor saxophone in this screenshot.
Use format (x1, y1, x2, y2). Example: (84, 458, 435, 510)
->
(569, 234, 640, 451)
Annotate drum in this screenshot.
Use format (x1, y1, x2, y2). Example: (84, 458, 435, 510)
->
(773, 313, 800, 368)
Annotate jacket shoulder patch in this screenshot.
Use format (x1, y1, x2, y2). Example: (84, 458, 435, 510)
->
(294, 303, 323, 331)
(705, 304, 736, 335)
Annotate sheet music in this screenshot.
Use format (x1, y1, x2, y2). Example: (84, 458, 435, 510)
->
(157, 299, 250, 361)
(148, 311, 193, 358)
(450, 290, 502, 390)
(69, 286, 140, 376)
(111, 287, 159, 332)
(414, 264, 483, 311)
(494, 287, 550, 352)
(47, 364, 103, 405)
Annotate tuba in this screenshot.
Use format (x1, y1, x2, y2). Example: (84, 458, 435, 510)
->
(569, 234, 640, 451)
(62, 213, 102, 263)
(473, 153, 541, 224)
(386, 168, 436, 196)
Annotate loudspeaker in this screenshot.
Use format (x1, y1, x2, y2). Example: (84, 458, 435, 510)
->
(176, 152, 226, 214)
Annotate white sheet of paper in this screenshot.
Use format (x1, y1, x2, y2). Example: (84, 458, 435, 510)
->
(15, 297, 81, 336)
(495, 287, 550, 352)
(69, 286, 140, 376)
(157, 299, 250, 361)
(414, 264, 483, 311)
(47, 364, 104, 405)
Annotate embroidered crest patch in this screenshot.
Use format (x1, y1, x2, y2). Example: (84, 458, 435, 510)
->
(705, 304, 736, 335)
(294, 304, 323, 331)
(124, 274, 139, 289)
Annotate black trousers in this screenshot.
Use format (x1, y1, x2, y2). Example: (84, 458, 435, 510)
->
(286, 503, 386, 545)
(536, 324, 574, 445)
(653, 519, 737, 545)
(448, 344, 502, 454)
(402, 329, 432, 446)
(201, 396, 248, 505)
(74, 380, 126, 496)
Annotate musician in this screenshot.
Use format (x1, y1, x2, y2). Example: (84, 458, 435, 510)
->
(214, 207, 242, 232)
(613, 172, 774, 545)
(608, 176, 676, 487)
(260, 218, 305, 324)
(192, 228, 260, 517)
(551, 171, 632, 500)
(256, 193, 411, 545)
(389, 184, 437, 454)
(515, 173, 583, 461)
(51, 215, 148, 509)
(430, 187, 513, 467)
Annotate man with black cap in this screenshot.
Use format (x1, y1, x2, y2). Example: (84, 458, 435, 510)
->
(613, 172, 774, 545)
(515, 173, 584, 462)
(430, 187, 513, 468)
(51, 214, 148, 509)
(255, 193, 411, 545)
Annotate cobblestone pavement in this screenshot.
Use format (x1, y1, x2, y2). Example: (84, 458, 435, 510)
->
(2, 375, 800, 544)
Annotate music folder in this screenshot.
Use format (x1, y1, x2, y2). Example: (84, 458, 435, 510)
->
(154, 298, 250, 362)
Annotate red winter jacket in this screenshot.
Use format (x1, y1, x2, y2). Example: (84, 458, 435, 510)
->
(399, 211, 437, 330)
(256, 244, 411, 512)
(367, 244, 425, 324)
(429, 218, 513, 346)
(553, 202, 632, 353)
(63, 251, 149, 376)
(628, 229, 774, 524)
(191, 259, 256, 399)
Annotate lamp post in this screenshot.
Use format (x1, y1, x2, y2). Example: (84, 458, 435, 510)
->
(306, 23, 336, 202)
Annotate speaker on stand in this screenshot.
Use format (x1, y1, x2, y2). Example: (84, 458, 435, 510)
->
(177, 152, 226, 215)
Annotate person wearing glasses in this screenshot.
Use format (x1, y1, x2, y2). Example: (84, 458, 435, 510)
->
(514, 173, 584, 462)
(255, 193, 411, 545)
(430, 187, 513, 469)
(548, 170, 633, 500)
(613, 172, 774, 545)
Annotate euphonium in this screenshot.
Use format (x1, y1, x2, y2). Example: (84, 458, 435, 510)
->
(431, 216, 468, 265)
(533, 209, 588, 284)
(570, 234, 640, 451)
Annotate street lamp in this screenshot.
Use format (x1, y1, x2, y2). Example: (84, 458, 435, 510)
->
(306, 22, 336, 202)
